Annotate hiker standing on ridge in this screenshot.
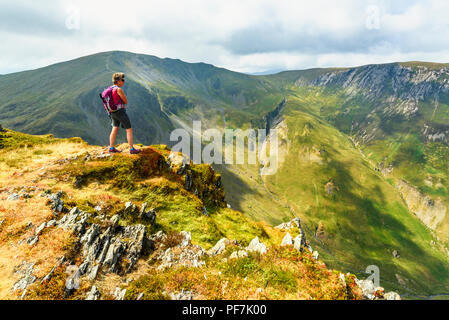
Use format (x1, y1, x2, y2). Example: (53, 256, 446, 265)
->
(100, 72, 141, 154)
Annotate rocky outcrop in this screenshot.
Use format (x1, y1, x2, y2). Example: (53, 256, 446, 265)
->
(13, 261, 36, 297)
(355, 279, 401, 301)
(156, 232, 206, 270)
(396, 180, 446, 230)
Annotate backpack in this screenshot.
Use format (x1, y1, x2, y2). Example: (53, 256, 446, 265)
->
(99, 85, 121, 114)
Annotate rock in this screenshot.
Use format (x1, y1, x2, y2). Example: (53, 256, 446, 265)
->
(48, 191, 65, 213)
(7, 193, 20, 201)
(124, 201, 137, 215)
(26, 235, 39, 246)
(103, 239, 124, 272)
(46, 220, 57, 228)
(114, 287, 127, 300)
(157, 243, 206, 270)
(86, 286, 101, 300)
(276, 218, 301, 230)
(230, 250, 248, 259)
(139, 204, 156, 224)
(111, 215, 120, 228)
(208, 238, 230, 256)
(65, 267, 81, 296)
(87, 264, 100, 280)
(312, 251, 319, 260)
(384, 292, 401, 300)
(202, 207, 209, 217)
(13, 262, 36, 292)
(356, 279, 377, 300)
(179, 231, 192, 247)
(41, 257, 65, 284)
(281, 233, 293, 246)
(169, 289, 193, 300)
(293, 234, 304, 251)
(35, 222, 47, 235)
(246, 237, 267, 255)
(393, 250, 400, 259)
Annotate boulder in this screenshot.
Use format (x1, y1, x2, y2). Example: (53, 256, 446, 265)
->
(246, 237, 267, 255)
(179, 231, 192, 247)
(281, 233, 293, 246)
(356, 279, 377, 300)
(384, 292, 401, 300)
(208, 238, 230, 256)
(293, 234, 304, 251)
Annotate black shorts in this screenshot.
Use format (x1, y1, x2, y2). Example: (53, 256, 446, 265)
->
(110, 109, 132, 129)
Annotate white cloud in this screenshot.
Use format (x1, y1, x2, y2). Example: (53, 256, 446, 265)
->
(1, 0, 449, 74)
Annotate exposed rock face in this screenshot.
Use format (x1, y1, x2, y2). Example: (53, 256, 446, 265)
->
(396, 180, 446, 230)
(48, 196, 155, 283)
(296, 63, 449, 145)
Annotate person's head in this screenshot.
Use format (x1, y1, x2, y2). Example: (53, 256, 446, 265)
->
(112, 72, 126, 87)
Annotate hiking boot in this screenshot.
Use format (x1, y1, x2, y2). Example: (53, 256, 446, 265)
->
(130, 147, 141, 155)
(109, 147, 121, 153)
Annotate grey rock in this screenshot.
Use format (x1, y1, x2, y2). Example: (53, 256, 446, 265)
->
(208, 238, 230, 256)
(384, 291, 401, 300)
(87, 264, 100, 281)
(13, 262, 36, 292)
(114, 287, 127, 300)
(179, 231, 192, 247)
(46, 220, 57, 227)
(230, 250, 248, 259)
(281, 233, 293, 246)
(7, 193, 20, 201)
(246, 237, 267, 255)
(35, 222, 47, 235)
(86, 286, 101, 300)
(356, 279, 377, 300)
(27, 235, 39, 246)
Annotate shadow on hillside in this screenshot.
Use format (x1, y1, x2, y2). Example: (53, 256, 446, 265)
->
(317, 157, 449, 294)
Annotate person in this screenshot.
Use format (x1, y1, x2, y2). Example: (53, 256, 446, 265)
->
(108, 72, 141, 154)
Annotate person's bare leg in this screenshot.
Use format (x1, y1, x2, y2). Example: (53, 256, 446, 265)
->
(126, 128, 134, 149)
(110, 127, 119, 148)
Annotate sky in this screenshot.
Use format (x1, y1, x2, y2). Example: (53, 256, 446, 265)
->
(1, 0, 449, 74)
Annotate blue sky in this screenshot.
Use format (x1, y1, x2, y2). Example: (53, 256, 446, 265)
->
(1, 0, 449, 74)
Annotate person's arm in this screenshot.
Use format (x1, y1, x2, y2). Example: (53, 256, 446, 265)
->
(117, 88, 128, 105)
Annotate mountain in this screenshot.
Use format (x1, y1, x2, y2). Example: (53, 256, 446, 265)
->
(1, 52, 449, 297)
(0, 128, 385, 300)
